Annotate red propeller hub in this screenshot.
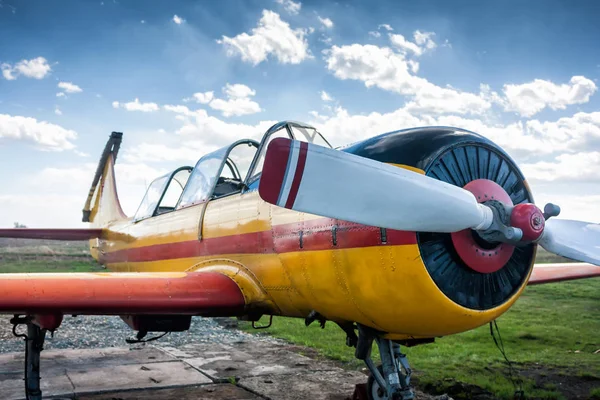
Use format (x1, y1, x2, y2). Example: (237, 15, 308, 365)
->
(510, 203, 545, 242)
(451, 179, 515, 274)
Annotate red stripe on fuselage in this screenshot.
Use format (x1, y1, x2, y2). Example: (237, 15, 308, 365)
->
(102, 218, 417, 264)
(285, 141, 308, 209)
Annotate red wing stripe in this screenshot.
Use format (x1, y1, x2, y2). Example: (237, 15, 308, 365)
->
(285, 141, 308, 209)
(528, 263, 600, 285)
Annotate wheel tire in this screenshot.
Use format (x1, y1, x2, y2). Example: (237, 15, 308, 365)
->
(366, 364, 387, 400)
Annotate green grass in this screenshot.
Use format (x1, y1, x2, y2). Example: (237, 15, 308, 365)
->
(240, 279, 600, 399)
(0, 259, 105, 273)
(0, 240, 104, 273)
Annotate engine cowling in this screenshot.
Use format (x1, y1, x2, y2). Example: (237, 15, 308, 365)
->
(343, 126, 536, 312)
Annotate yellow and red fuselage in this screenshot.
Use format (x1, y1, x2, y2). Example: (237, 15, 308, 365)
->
(95, 186, 532, 341)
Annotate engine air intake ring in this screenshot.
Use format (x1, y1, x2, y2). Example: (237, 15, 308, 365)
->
(417, 142, 536, 311)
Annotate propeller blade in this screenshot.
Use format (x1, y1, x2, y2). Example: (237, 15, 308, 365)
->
(258, 138, 493, 233)
(538, 219, 600, 266)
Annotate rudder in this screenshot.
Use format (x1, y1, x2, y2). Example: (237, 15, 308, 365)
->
(82, 132, 127, 227)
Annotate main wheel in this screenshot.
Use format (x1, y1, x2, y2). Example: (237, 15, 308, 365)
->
(367, 364, 386, 400)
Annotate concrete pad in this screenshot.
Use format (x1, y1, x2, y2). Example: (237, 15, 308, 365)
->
(0, 346, 172, 372)
(0, 370, 75, 400)
(76, 383, 262, 400)
(1, 342, 376, 400)
(66, 360, 212, 393)
(239, 370, 367, 400)
(0, 347, 211, 400)
(158, 342, 339, 380)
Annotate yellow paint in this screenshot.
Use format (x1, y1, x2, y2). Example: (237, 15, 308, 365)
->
(89, 154, 534, 339)
(387, 163, 426, 174)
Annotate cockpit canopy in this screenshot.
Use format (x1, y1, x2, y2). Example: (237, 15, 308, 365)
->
(133, 121, 330, 222)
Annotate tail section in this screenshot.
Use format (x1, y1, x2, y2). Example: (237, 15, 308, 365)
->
(82, 132, 127, 227)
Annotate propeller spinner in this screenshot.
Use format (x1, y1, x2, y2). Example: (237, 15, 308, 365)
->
(258, 137, 600, 267)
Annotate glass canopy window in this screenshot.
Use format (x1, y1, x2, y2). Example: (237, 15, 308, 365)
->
(246, 122, 332, 188)
(176, 148, 227, 209)
(134, 174, 170, 221)
(290, 125, 332, 148)
(133, 166, 193, 221)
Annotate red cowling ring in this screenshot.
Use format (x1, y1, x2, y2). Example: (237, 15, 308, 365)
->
(450, 179, 515, 274)
(510, 203, 544, 242)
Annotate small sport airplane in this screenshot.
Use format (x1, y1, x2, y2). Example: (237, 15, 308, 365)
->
(1, 121, 599, 400)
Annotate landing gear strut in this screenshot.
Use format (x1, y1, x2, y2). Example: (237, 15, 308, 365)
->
(355, 324, 414, 400)
(11, 316, 47, 400)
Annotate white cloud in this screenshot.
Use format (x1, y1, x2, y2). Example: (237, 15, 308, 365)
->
(57, 81, 82, 93)
(275, 0, 301, 15)
(318, 16, 334, 29)
(369, 31, 381, 38)
(163, 104, 198, 117)
(1, 57, 51, 80)
(407, 59, 419, 73)
(404, 84, 491, 115)
(15, 161, 167, 226)
(113, 98, 159, 112)
(0, 114, 76, 151)
(224, 83, 255, 99)
(56, 92, 66, 98)
(320, 90, 333, 101)
(389, 30, 436, 56)
(1, 65, 15, 80)
(319, 35, 333, 45)
(0, 194, 85, 228)
(324, 43, 489, 115)
(503, 76, 597, 117)
(208, 83, 261, 117)
(521, 152, 600, 183)
(389, 34, 423, 55)
(523, 111, 600, 153)
(378, 24, 393, 31)
(306, 103, 565, 161)
(173, 14, 184, 24)
(218, 10, 310, 65)
(527, 193, 600, 224)
(413, 30, 436, 50)
(171, 84, 262, 118)
(185, 91, 214, 104)
(54, 106, 62, 116)
(123, 143, 203, 164)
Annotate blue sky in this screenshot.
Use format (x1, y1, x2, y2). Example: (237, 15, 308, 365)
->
(1, 0, 599, 227)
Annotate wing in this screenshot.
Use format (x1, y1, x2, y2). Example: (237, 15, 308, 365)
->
(528, 263, 600, 285)
(0, 271, 246, 316)
(0, 228, 103, 240)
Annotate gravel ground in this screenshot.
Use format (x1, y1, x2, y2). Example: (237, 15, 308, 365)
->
(0, 315, 280, 353)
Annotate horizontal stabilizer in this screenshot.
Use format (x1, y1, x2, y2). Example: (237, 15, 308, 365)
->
(0, 271, 246, 316)
(0, 228, 103, 241)
(528, 263, 600, 285)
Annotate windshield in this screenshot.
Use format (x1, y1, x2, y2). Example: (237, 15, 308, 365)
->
(291, 125, 331, 148)
(177, 147, 228, 209)
(133, 174, 170, 220)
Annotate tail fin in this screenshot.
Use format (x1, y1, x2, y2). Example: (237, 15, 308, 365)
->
(82, 132, 127, 227)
